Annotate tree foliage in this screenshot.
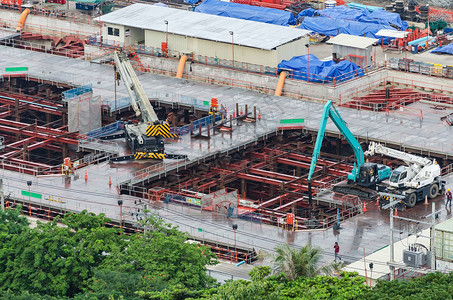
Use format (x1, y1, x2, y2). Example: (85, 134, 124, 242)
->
(0, 209, 121, 297)
(272, 243, 335, 280)
(94, 214, 218, 293)
(1, 207, 452, 300)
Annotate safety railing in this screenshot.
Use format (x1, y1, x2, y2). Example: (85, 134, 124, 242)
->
(0, 16, 96, 38)
(0, 38, 85, 58)
(0, 6, 99, 25)
(441, 163, 453, 177)
(313, 176, 348, 195)
(0, 158, 63, 176)
(319, 199, 363, 229)
(172, 114, 222, 136)
(86, 121, 124, 138)
(77, 135, 121, 154)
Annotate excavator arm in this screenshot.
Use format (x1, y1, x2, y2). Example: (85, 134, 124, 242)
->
(308, 101, 365, 182)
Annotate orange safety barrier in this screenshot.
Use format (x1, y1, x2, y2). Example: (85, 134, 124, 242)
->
(274, 71, 287, 96)
(176, 54, 187, 79)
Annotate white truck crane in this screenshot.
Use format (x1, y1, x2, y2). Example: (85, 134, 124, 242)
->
(365, 142, 445, 208)
(104, 50, 181, 161)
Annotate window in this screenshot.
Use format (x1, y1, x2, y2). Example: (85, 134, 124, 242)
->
(107, 27, 113, 35)
(114, 28, 120, 37)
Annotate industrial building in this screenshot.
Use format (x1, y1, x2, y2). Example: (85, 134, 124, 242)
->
(98, 3, 311, 67)
(327, 34, 378, 68)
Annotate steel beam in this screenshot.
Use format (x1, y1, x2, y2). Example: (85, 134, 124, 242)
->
(0, 124, 78, 145)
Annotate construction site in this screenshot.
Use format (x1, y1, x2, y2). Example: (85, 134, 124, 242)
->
(1, 0, 453, 284)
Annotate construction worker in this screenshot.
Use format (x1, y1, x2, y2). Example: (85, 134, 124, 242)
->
(334, 242, 341, 262)
(446, 189, 452, 207)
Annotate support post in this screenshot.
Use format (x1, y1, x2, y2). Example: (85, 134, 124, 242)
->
(431, 201, 436, 270)
(390, 207, 395, 280)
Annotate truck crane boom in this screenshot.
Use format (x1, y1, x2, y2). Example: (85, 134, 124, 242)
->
(365, 142, 432, 167)
(104, 50, 181, 161)
(113, 51, 159, 123)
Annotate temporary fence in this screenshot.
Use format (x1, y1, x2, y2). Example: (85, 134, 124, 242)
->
(62, 84, 93, 100)
(172, 114, 222, 136)
(201, 189, 239, 218)
(86, 120, 124, 138)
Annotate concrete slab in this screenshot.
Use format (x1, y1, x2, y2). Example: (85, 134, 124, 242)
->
(1, 46, 453, 267)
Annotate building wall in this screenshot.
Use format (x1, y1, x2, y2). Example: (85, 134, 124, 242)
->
(276, 37, 308, 63)
(102, 23, 125, 45)
(333, 45, 372, 68)
(143, 29, 294, 68)
(124, 26, 145, 46)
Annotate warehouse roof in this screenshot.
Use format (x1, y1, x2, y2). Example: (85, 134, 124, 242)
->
(327, 34, 378, 49)
(98, 4, 311, 50)
(376, 29, 409, 38)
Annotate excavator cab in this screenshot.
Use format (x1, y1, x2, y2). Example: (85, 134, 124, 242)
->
(357, 162, 379, 187)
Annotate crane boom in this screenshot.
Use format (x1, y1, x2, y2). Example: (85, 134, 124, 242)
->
(364, 142, 432, 167)
(308, 101, 365, 182)
(113, 51, 159, 124)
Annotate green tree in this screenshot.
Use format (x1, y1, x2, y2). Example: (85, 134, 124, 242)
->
(0, 205, 29, 242)
(365, 272, 453, 300)
(0, 210, 122, 297)
(272, 243, 335, 280)
(95, 214, 217, 293)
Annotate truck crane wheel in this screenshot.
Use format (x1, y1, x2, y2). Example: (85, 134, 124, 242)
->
(407, 193, 417, 208)
(429, 183, 439, 199)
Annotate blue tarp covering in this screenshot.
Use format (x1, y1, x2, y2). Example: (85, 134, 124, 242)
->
(444, 28, 453, 34)
(348, 2, 383, 12)
(184, 0, 200, 4)
(278, 54, 364, 83)
(431, 44, 453, 55)
(194, 0, 296, 26)
(297, 8, 315, 18)
(317, 6, 367, 20)
(316, 6, 407, 30)
(367, 9, 407, 31)
(299, 17, 396, 39)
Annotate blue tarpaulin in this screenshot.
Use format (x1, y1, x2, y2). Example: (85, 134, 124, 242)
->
(317, 6, 367, 20)
(299, 17, 396, 39)
(316, 6, 407, 30)
(278, 54, 364, 83)
(194, 0, 296, 26)
(184, 0, 200, 4)
(297, 8, 315, 18)
(367, 9, 407, 31)
(431, 44, 453, 55)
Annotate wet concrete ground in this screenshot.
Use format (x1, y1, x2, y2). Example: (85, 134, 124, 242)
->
(1, 46, 453, 266)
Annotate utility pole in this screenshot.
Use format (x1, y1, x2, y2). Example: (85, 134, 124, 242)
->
(382, 192, 440, 280)
(431, 202, 436, 270)
(389, 205, 395, 280)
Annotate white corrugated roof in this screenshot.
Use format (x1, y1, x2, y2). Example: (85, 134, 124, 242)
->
(98, 4, 311, 50)
(376, 29, 409, 38)
(327, 34, 378, 49)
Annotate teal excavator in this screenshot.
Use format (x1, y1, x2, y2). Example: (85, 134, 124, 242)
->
(307, 101, 391, 202)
